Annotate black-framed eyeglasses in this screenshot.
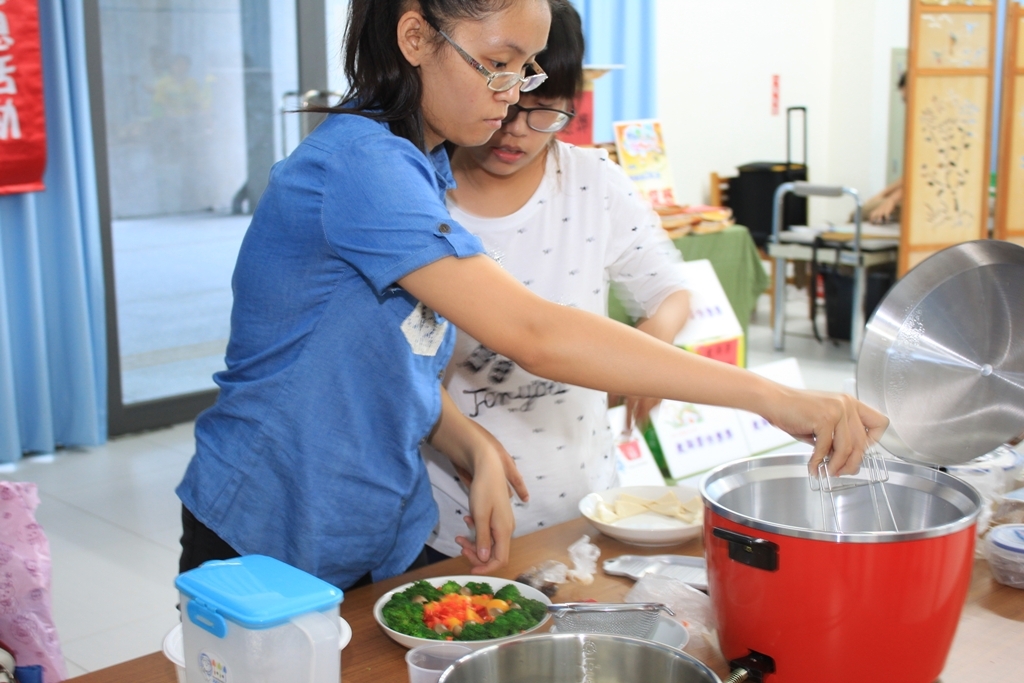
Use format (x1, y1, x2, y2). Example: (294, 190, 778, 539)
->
(427, 19, 548, 93)
(502, 103, 575, 133)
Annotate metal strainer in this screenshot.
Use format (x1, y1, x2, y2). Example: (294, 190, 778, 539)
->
(547, 602, 674, 639)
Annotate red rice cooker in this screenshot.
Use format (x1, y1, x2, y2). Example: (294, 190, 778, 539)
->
(700, 454, 981, 683)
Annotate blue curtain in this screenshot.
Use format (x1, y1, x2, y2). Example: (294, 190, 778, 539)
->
(0, 0, 106, 463)
(570, 0, 657, 143)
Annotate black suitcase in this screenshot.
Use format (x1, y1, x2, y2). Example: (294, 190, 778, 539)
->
(729, 107, 808, 247)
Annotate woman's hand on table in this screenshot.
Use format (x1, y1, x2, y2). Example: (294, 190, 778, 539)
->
(456, 441, 520, 573)
(428, 388, 527, 573)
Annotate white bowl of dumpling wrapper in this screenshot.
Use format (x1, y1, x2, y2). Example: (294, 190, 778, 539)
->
(579, 485, 704, 547)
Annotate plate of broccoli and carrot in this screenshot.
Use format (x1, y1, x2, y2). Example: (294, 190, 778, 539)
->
(373, 575, 552, 649)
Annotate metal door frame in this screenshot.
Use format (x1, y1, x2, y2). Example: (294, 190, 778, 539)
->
(83, 0, 327, 436)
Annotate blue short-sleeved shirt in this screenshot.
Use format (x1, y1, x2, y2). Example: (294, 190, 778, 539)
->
(176, 113, 484, 589)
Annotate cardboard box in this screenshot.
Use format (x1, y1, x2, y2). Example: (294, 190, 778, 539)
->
(672, 259, 745, 368)
(608, 405, 667, 487)
(651, 358, 807, 485)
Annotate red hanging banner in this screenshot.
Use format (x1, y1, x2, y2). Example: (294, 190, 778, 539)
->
(0, 0, 47, 195)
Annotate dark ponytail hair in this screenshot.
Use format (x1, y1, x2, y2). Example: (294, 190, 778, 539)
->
(529, 0, 584, 103)
(334, 0, 516, 150)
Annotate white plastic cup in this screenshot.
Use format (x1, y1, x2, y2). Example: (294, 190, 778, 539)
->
(405, 643, 472, 683)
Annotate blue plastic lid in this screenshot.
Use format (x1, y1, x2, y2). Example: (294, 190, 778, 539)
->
(175, 555, 343, 629)
(990, 525, 1024, 555)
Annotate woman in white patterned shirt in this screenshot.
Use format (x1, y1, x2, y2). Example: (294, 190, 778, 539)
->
(423, 0, 694, 558)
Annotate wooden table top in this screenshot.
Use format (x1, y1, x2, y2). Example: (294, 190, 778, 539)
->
(67, 517, 1024, 683)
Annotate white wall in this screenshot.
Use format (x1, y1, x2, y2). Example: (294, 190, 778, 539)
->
(655, 0, 909, 224)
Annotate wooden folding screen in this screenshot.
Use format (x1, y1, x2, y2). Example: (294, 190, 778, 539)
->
(995, 1, 1024, 247)
(901, 0, 997, 274)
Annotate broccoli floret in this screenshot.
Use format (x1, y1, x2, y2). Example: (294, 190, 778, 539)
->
(499, 607, 533, 632)
(493, 584, 522, 603)
(463, 581, 494, 596)
(382, 594, 440, 639)
(455, 622, 491, 641)
(482, 606, 536, 637)
(440, 580, 462, 595)
(411, 623, 442, 640)
(484, 618, 518, 638)
(402, 580, 443, 602)
(518, 597, 548, 622)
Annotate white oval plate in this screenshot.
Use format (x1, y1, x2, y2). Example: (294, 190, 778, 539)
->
(579, 485, 703, 547)
(373, 575, 552, 650)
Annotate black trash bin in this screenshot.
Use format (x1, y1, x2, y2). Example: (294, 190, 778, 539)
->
(819, 263, 897, 342)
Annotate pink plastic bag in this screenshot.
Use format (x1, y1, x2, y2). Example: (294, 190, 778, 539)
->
(0, 482, 66, 682)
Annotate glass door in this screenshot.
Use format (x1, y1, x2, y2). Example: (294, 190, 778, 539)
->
(85, 0, 326, 434)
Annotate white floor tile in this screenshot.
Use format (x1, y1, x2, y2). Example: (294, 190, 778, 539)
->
(37, 498, 180, 643)
(64, 660, 88, 679)
(139, 422, 198, 458)
(41, 458, 190, 549)
(61, 612, 181, 674)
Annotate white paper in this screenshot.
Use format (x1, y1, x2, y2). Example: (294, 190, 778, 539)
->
(672, 259, 743, 346)
(735, 358, 805, 454)
(653, 400, 749, 480)
(652, 359, 808, 480)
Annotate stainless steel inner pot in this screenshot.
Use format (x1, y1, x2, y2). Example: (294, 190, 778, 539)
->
(701, 454, 982, 542)
(436, 633, 720, 683)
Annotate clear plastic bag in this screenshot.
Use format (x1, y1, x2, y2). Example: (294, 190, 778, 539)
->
(0, 482, 66, 682)
(624, 573, 723, 665)
(566, 535, 601, 585)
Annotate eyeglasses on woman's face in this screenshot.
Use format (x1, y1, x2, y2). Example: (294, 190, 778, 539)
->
(428, 20, 548, 93)
(502, 103, 575, 133)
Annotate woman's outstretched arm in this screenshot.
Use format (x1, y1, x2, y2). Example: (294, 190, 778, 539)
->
(400, 254, 887, 476)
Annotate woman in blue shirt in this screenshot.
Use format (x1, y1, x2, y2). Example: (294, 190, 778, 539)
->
(176, 0, 887, 590)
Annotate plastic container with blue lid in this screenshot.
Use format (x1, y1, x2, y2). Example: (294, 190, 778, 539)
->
(985, 524, 1024, 590)
(175, 555, 344, 683)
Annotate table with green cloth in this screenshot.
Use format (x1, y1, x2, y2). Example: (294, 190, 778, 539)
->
(609, 223, 770, 345)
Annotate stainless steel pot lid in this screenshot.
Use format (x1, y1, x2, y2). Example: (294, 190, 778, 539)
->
(857, 240, 1024, 466)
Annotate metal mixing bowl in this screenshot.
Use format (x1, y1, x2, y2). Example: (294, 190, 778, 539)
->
(437, 633, 720, 683)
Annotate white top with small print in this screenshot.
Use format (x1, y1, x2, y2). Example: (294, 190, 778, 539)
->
(422, 141, 688, 557)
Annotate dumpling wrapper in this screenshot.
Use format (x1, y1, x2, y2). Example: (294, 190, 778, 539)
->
(681, 496, 704, 515)
(673, 506, 703, 523)
(653, 492, 681, 507)
(618, 493, 656, 508)
(613, 499, 649, 520)
(594, 501, 619, 524)
(592, 491, 705, 525)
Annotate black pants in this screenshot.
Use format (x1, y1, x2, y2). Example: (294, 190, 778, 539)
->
(179, 505, 450, 590)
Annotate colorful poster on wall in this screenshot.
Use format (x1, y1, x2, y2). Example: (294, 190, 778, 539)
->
(612, 119, 676, 207)
(557, 66, 620, 147)
(557, 89, 593, 146)
(0, 0, 47, 195)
